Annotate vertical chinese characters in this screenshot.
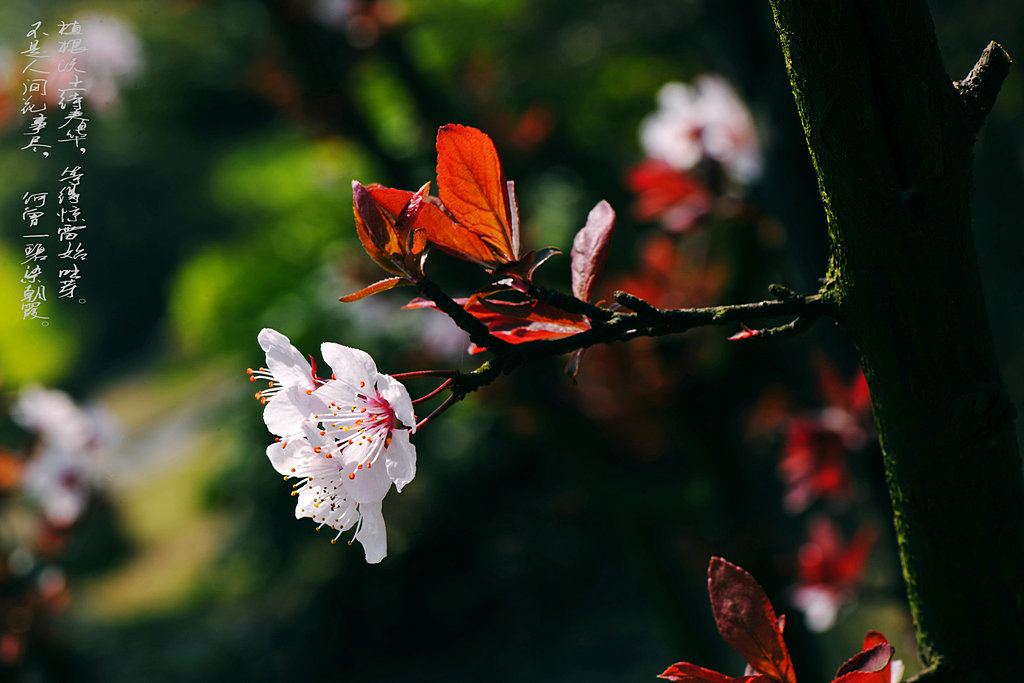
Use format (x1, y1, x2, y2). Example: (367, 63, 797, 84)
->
(20, 191, 49, 323)
(54, 20, 88, 154)
(13, 20, 90, 323)
(20, 21, 52, 157)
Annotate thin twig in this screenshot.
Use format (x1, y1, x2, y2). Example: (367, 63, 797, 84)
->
(412, 378, 453, 405)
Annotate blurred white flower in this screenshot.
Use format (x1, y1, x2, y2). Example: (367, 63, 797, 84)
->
(45, 13, 144, 112)
(11, 387, 117, 526)
(254, 329, 416, 563)
(791, 584, 843, 632)
(639, 75, 762, 183)
(21, 447, 91, 527)
(12, 387, 114, 452)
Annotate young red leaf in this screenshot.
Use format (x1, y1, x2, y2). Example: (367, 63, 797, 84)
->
(339, 276, 406, 302)
(404, 290, 589, 352)
(861, 631, 889, 650)
(434, 124, 519, 266)
(353, 181, 405, 275)
(571, 200, 616, 302)
(708, 557, 796, 683)
(368, 184, 450, 257)
(659, 662, 774, 683)
(728, 327, 762, 341)
(832, 632, 897, 683)
(494, 247, 561, 282)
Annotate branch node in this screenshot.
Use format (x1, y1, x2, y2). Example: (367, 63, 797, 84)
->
(956, 41, 1012, 133)
(768, 283, 798, 301)
(614, 291, 661, 318)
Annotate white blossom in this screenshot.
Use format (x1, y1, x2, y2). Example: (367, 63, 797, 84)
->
(640, 75, 762, 183)
(254, 329, 416, 563)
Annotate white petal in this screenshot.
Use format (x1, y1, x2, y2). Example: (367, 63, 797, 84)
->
(890, 660, 905, 683)
(376, 374, 415, 432)
(385, 429, 416, 492)
(346, 457, 392, 504)
(356, 501, 387, 563)
(313, 379, 358, 409)
(265, 440, 308, 476)
(320, 342, 377, 388)
(258, 328, 315, 389)
(263, 385, 313, 437)
(294, 486, 318, 519)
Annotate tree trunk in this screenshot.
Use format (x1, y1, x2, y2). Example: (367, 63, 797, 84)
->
(766, 2, 1024, 681)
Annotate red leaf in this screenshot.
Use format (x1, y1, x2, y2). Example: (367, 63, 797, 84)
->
(404, 289, 589, 351)
(832, 637, 894, 683)
(861, 632, 889, 650)
(435, 124, 519, 266)
(369, 185, 451, 256)
(352, 181, 404, 275)
(659, 662, 774, 683)
(571, 200, 616, 302)
(728, 327, 762, 341)
(339, 276, 406, 302)
(494, 247, 561, 282)
(708, 558, 796, 683)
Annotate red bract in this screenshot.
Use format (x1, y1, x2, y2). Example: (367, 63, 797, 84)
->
(660, 558, 902, 683)
(627, 159, 713, 233)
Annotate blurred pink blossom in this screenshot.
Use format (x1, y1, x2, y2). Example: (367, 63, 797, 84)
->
(640, 75, 762, 183)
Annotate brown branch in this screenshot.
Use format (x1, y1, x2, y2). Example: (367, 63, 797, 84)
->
(956, 41, 1012, 134)
(444, 287, 833, 396)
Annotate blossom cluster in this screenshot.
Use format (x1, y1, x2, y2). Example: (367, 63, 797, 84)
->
(251, 328, 416, 563)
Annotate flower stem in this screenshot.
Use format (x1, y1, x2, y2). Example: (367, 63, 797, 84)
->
(412, 378, 453, 405)
(415, 392, 461, 430)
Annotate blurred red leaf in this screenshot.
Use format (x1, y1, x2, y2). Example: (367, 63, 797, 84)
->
(815, 358, 872, 419)
(659, 662, 774, 683)
(798, 519, 877, 588)
(709, 557, 796, 683)
(626, 159, 712, 233)
(435, 124, 520, 267)
(779, 417, 853, 513)
(571, 200, 616, 302)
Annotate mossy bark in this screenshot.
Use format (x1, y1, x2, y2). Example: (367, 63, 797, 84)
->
(767, 2, 1024, 681)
